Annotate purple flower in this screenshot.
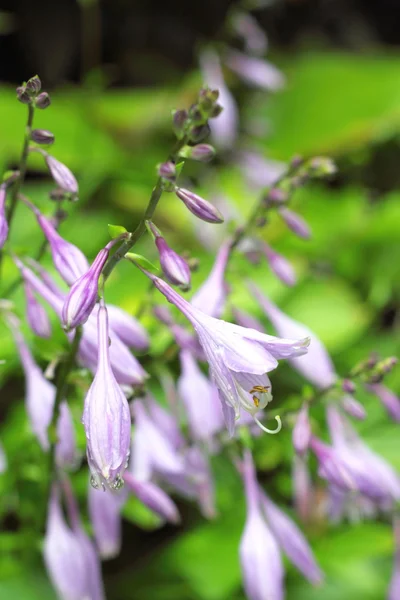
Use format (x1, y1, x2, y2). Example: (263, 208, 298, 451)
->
(148, 221, 191, 290)
(146, 393, 184, 450)
(251, 285, 336, 390)
(124, 471, 180, 524)
(82, 304, 131, 490)
(232, 307, 265, 332)
(367, 383, 400, 422)
(146, 273, 309, 434)
(0, 184, 8, 248)
(292, 404, 311, 455)
(260, 492, 323, 585)
(106, 304, 149, 351)
(239, 450, 284, 600)
(45, 154, 78, 194)
(178, 350, 224, 443)
(225, 49, 285, 90)
(62, 246, 109, 330)
(340, 395, 366, 420)
(88, 484, 124, 559)
(262, 242, 297, 287)
(237, 151, 285, 190)
(24, 282, 51, 338)
(175, 187, 224, 223)
(231, 12, 267, 55)
(200, 50, 239, 149)
(278, 208, 311, 240)
(55, 401, 79, 470)
(191, 240, 230, 317)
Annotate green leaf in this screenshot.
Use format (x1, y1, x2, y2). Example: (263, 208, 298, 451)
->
(125, 252, 160, 274)
(108, 223, 128, 239)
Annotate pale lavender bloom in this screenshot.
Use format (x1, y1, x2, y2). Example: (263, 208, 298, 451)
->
(82, 304, 131, 490)
(367, 383, 400, 422)
(8, 316, 54, 449)
(24, 282, 51, 338)
(292, 404, 311, 455)
(191, 240, 230, 318)
(106, 304, 149, 351)
(251, 285, 336, 390)
(146, 273, 309, 434)
(62, 247, 109, 330)
(237, 150, 285, 190)
(0, 184, 8, 248)
(56, 401, 79, 470)
(278, 208, 311, 240)
(200, 49, 239, 149)
(185, 446, 216, 518)
(175, 188, 224, 223)
(146, 394, 184, 450)
(260, 491, 323, 585)
(124, 471, 180, 524)
(225, 49, 285, 90)
(88, 485, 124, 559)
(388, 518, 400, 600)
(231, 12, 268, 55)
(232, 307, 265, 332)
(341, 395, 366, 420)
(148, 222, 191, 290)
(240, 450, 284, 600)
(178, 350, 224, 442)
(262, 242, 297, 287)
(293, 455, 313, 522)
(27, 258, 65, 298)
(0, 440, 7, 473)
(45, 154, 78, 194)
(309, 437, 357, 493)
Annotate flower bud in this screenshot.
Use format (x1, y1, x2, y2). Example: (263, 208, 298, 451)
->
(181, 144, 216, 162)
(341, 395, 366, 420)
(158, 160, 176, 180)
(124, 471, 180, 524)
(31, 128, 55, 145)
(0, 184, 9, 249)
(278, 207, 311, 239)
(35, 91, 51, 109)
(26, 75, 41, 95)
(172, 109, 188, 139)
(265, 188, 288, 205)
(175, 187, 224, 224)
(62, 247, 109, 330)
(262, 242, 296, 286)
(45, 155, 78, 194)
(147, 221, 191, 290)
(16, 85, 31, 104)
(189, 124, 210, 143)
(24, 283, 51, 338)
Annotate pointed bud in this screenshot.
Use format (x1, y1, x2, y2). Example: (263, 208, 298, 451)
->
(124, 471, 180, 524)
(82, 305, 131, 490)
(158, 161, 176, 180)
(279, 207, 311, 239)
(342, 379, 356, 394)
(172, 109, 188, 139)
(62, 247, 108, 330)
(262, 242, 296, 286)
(88, 485, 124, 559)
(266, 188, 288, 204)
(45, 155, 78, 194)
(0, 184, 9, 249)
(180, 144, 216, 162)
(341, 395, 366, 420)
(31, 128, 55, 145)
(175, 187, 224, 223)
(292, 404, 311, 455)
(147, 221, 191, 290)
(26, 75, 41, 95)
(16, 85, 31, 104)
(189, 124, 211, 143)
(35, 91, 51, 109)
(24, 282, 51, 338)
(367, 383, 400, 422)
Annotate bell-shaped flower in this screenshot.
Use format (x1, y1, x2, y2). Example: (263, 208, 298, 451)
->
(88, 484, 124, 559)
(62, 245, 109, 331)
(145, 273, 309, 434)
(225, 49, 285, 91)
(24, 282, 51, 338)
(262, 242, 297, 287)
(367, 383, 400, 422)
(178, 350, 224, 443)
(191, 240, 230, 318)
(82, 303, 131, 490)
(260, 491, 323, 585)
(24, 200, 89, 284)
(147, 221, 191, 290)
(124, 471, 180, 524)
(292, 403, 311, 455)
(0, 184, 8, 248)
(239, 450, 284, 600)
(106, 304, 149, 351)
(200, 49, 239, 149)
(251, 284, 336, 390)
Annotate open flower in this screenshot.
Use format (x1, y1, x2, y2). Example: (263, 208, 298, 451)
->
(191, 239, 231, 318)
(144, 273, 309, 434)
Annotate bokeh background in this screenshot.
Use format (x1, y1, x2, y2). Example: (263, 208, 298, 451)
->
(0, 0, 400, 599)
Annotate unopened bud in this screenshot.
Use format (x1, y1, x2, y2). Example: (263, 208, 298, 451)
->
(147, 221, 191, 290)
(341, 395, 366, 420)
(175, 188, 224, 224)
(210, 104, 223, 118)
(181, 144, 215, 162)
(45, 155, 78, 194)
(342, 379, 356, 394)
(262, 242, 296, 287)
(189, 124, 210, 143)
(31, 129, 55, 145)
(265, 188, 288, 205)
(158, 161, 176, 180)
(172, 109, 188, 139)
(26, 75, 41, 95)
(16, 86, 31, 104)
(279, 207, 311, 240)
(35, 92, 51, 109)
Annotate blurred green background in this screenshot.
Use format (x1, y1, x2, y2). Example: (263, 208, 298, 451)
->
(0, 1, 400, 599)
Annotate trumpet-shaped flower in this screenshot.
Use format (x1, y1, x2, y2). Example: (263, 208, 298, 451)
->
(82, 304, 131, 490)
(88, 484, 124, 559)
(191, 240, 230, 318)
(145, 273, 309, 434)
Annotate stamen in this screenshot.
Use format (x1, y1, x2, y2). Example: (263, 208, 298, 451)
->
(254, 415, 282, 435)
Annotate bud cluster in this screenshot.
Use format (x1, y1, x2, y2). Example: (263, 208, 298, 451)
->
(16, 75, 51, 109)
